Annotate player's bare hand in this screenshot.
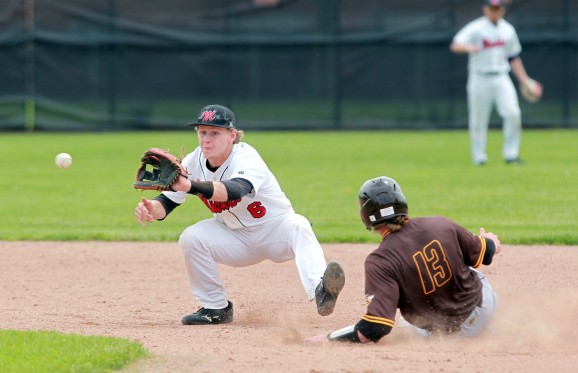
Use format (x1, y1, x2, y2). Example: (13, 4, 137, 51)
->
(135, 197, 154, 227)
(479, 227, 502, 255)
(304, 334, 329, 343)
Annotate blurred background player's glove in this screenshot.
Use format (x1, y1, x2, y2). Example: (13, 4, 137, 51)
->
(134, 148, 187, 191)
(520, 77, 543, 103)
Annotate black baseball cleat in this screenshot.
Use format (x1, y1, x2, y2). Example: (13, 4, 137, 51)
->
(505, 158, 524, 165)
(315, 261, 345, 316)
(181, 301, 233, 325)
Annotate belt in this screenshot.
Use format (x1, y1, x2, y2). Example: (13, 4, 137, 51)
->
(477, 71, 502, 76)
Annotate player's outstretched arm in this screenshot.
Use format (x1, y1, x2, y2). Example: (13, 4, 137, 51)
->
(306, 324, 371, 344)
(171, 175, 228, 201)
(449, 42, 480, 54)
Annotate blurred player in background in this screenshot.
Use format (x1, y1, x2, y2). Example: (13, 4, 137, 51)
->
(307, 176, 502, 343)
(450, 0, 532, 166)
(134, 104, 344, 325)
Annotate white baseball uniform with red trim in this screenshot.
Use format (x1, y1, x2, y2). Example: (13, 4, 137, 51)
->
(453, 16, 522, 164)
(162, 142, 327, 309)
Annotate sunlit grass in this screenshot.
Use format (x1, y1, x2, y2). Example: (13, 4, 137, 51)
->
(0, 330, 148, 373)
(2, 129, 577, 244)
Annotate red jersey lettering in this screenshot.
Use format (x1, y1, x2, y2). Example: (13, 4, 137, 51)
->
(482, 39, 505, 49)
(199, 196, 242, 213)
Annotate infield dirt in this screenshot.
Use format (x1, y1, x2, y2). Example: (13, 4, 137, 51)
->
(1, 242, 577, 372)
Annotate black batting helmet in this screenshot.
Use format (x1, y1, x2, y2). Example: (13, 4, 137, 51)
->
(359, 176, 408, 230)
(188, 104, 236, 129)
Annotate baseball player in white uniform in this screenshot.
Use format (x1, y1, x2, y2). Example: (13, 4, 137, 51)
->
(134, 104, 345, 325)
(450, 0, 533, 165)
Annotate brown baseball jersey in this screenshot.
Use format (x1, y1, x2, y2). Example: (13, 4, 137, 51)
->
(363, 216, 488, 333)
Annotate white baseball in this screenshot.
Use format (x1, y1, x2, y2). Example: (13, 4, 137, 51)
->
(55, 153, 73, 169)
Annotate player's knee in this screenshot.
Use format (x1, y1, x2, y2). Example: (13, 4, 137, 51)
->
(178, 226, 205, 255)
(502, 109, 521, 122)
(290, 214, 317, 236)
(292, 214, 313, 229)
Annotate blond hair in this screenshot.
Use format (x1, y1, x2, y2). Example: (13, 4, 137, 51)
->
(233, 129, 245, 144)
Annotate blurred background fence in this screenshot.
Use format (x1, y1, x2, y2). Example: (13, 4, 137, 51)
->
(1, 0, 576, 131)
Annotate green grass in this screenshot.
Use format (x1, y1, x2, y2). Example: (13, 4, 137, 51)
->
(2, 129, 577, 244)
(0, 330, 148, 373)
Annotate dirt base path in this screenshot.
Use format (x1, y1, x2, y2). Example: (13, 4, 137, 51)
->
(1, 242, 577, 372)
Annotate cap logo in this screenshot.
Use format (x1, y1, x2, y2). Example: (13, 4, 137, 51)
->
(200, 110, 216, 122)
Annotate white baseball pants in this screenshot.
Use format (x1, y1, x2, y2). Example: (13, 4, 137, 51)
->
(178, 213, 327, 309)
(467, 72, 522, 164)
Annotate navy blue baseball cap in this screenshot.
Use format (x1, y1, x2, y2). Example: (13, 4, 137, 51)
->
(188, 104, 236, 129)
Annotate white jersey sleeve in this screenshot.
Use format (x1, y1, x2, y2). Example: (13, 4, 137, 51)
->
(505, 24, 522, 58)
(163, 143, 294, 229)
(453, 17, 522, 74)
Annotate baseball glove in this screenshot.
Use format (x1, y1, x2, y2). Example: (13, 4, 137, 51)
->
(133, 148, 187, 191)
(520, 77, 543, 103)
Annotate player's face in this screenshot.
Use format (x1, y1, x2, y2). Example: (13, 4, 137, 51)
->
(483, 5, 505, 23)
(196, 125, 236, 166)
